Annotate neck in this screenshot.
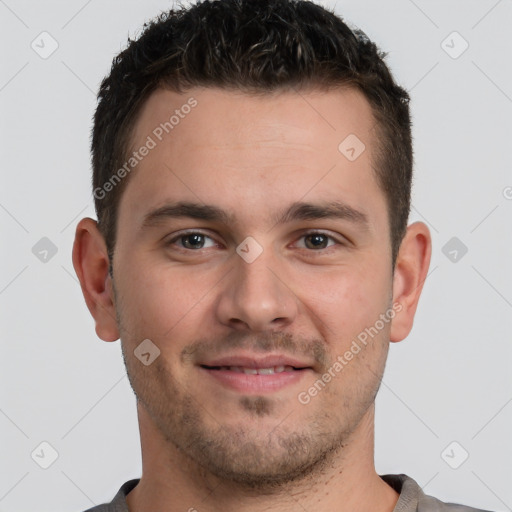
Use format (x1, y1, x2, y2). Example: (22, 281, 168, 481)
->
(126, 403, 399, 512)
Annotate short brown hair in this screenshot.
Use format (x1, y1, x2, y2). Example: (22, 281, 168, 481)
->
(92, 0, 412, 270)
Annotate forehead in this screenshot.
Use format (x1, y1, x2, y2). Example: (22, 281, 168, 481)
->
(132, 86, 375, 153)
(118, 86, 386, 233)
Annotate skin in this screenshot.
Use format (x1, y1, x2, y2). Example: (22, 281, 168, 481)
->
(73, 86, 431, 512)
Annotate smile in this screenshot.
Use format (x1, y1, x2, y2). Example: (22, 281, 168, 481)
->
(202, 365, 298, 375)
(199, 364, 311, 393)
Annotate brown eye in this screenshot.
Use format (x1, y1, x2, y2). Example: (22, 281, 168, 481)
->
(296, 231, 340, 251)
(166, 231, 217, 250)
(181, 233, 206, 249)
(304, 233, 330, 250)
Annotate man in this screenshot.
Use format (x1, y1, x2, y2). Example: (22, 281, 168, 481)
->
(71, 0, 492, 510)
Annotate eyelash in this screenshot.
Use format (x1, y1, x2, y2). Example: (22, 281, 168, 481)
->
(165, 230, 345, 253)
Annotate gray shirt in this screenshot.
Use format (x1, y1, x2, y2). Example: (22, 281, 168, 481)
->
(82, 474, 494, 512)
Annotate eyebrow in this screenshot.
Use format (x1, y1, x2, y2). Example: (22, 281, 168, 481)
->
(141, 200, 369, 230)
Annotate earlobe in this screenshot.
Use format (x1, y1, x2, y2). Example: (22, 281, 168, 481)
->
(72, 217, 120, 342)
(390, 221, 432, 343)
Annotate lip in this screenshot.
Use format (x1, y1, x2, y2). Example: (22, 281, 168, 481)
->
(198, 353, 314, 394)
(199, 354, 313, 370)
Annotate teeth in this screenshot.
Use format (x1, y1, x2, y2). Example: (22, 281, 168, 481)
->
(257, 368, 274, 375)
(219, 365, 296, 375)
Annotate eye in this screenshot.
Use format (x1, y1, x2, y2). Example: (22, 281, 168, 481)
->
(165, 230, 345, 253)
(166, 231, 217, 250)
(295, 231, 341, 250)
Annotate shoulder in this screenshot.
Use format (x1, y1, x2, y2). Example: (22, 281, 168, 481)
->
(419, 493, 495, 512)
(80, 479, 140, 512)
(381, 474, 495, 512)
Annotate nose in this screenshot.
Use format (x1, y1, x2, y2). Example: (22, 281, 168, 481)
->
(215, 248, 298, 332)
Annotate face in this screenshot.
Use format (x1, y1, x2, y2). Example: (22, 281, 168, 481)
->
(109, 86, 397, 486)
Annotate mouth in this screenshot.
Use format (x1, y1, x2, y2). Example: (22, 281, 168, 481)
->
(201, 364, 306, 375)
(198, 355, 314, 394)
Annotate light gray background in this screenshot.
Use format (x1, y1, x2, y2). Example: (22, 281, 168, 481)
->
(1, 0, 511, 511)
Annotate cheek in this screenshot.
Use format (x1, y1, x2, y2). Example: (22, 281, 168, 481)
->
(116, 255, 220, 339)
(298, 262, 391, 342)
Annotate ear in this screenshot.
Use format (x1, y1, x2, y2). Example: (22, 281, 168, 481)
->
(390, 221, 432, 343)
(72, 217, 120, 342)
